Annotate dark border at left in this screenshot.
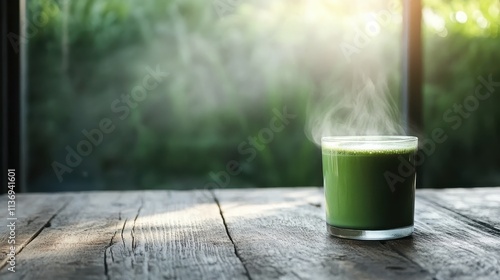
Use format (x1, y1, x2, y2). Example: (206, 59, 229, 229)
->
(1, 0, 22, 194)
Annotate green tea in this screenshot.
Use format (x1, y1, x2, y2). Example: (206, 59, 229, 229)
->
(322, 143, 416, 230)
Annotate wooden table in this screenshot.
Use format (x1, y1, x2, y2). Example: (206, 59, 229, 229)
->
(0, 187, 499, 279)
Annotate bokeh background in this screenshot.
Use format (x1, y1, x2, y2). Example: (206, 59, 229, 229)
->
(25, 0, 500, 191)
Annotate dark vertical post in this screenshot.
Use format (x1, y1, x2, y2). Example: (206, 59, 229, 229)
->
(402, 0, 423, 135)
(1, 0, 21, 194)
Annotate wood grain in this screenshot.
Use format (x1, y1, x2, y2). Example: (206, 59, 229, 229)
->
(418, 187, 500, 233)
(394, 197, 500, 279)
(1, 187, 499, 279)
(214, 188, 431, 280)
(0, 190, 248, 279)
(0, 192, 133, 279)
(105, 190, 248, 280)
(0, 194, 72, 270)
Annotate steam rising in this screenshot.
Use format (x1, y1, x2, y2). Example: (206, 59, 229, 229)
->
(305, 74, 405, 145)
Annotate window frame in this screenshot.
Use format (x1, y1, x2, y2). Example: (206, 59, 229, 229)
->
(402, 0, 423, 135)
(1, 0, 22, 194)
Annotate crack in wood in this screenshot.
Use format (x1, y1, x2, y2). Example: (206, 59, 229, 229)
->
(210, 190, 252, 280)
(110, 247, 115, 263)
(105, 195, 144, 279)
(121, 219, 128, 251)
(131, 197, 144, 251)
(125, 197, 144, 269)
(0, 198, 71, 270)
(104, 220, 119, 280)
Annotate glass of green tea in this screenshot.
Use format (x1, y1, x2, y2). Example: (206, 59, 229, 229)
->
(321, 136, 418, 240)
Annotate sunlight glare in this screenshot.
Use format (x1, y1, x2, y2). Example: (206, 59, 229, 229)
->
(477, 17, 489, 29)
(423, 8, 446, 32)
(455, 11, 468, 23)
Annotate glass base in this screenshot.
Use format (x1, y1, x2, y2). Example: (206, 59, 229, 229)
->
(326, 224, 413, 240)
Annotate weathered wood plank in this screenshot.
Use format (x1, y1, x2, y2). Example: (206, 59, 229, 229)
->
(418, 187, 500, 233)
(1, 187, 499, 279)
(394, 196, 500, 279)
(0, 194, 72, 271)
(0, 192, 135, 279)
(106, 190, 248, 280)
(214, 188, 431, 280)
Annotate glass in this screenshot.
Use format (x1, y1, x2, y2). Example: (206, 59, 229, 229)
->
(322, 136, 418, 240)
(25, 0, 403, 191)
(421, 0, 500, 188)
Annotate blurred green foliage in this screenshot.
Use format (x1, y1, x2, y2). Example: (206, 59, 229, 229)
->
(25, 0, 500, 191)
(422, 0, 500, 187)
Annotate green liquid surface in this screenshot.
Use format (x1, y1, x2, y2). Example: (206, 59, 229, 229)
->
(322, 146, 416, 230)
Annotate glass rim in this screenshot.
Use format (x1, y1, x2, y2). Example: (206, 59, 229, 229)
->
(321, 135, 418, 144)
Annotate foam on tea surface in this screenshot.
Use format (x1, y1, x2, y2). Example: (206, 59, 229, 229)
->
(321, 136, 417, 155)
